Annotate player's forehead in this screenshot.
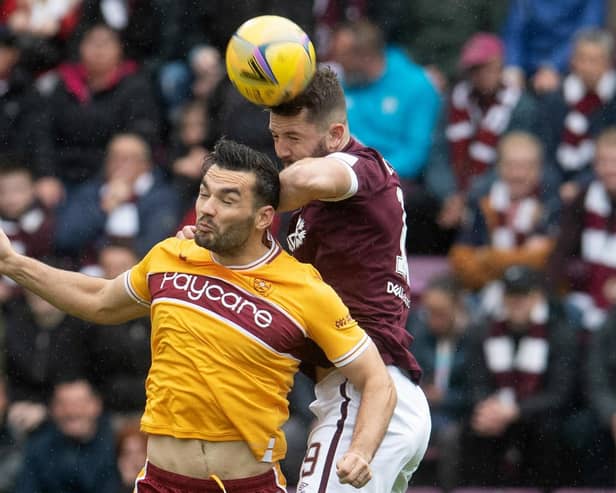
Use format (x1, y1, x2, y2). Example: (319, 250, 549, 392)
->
(201, 164, 255, 192)
(269, 109, 318, 135)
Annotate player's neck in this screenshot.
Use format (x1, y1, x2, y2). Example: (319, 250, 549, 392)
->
(210, 233, 273, 268)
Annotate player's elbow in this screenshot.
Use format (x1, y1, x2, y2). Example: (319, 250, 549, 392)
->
(383, 373, 397, 415)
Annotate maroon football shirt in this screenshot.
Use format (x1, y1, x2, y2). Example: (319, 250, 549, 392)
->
(287, 138, 421, 382)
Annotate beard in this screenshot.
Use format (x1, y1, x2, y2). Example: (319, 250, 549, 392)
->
(194, 214, 255, 257)
(281, 136, 329, 167)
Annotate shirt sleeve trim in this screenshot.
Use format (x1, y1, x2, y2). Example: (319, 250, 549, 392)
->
(332, 334, 370, 367)
(320, 152, 359, 202)
(123, 270, 150, 307)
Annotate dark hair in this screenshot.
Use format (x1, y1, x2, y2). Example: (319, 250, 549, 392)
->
(425, 274, 463, 301)
(0, 153, 33, 179)
(202, 138, 280, 209)
(333, 18, 385, 55)
(502, 265, 543, 295)
(270, 67, 347, 127)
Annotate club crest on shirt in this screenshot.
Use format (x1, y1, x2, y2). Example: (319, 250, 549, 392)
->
(253, 278, 273, 296)
(287, 216, 306, 252)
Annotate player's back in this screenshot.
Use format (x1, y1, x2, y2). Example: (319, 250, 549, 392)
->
(287, 138, 421, 380)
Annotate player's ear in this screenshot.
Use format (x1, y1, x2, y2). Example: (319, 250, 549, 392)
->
(255, 205, 276, 231)
(326, 122, 346, 150)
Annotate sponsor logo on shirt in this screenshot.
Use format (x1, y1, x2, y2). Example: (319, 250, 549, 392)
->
(253, 278, 273, 296)
(386, 281, 411, 308)
(287, 216, 306, 252)
(158, 272, 274, 328)
(335, 313, 353, 328)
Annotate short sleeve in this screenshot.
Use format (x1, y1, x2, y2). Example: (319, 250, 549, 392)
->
(124, 249, 154, 306)
(303, 276, 370, 367)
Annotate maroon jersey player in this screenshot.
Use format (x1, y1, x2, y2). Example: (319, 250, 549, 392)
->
(269, 68, 430, 493)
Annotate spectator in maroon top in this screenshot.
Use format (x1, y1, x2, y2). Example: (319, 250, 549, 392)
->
(459, 265, 577, 488)
(0, 155, 54, 303)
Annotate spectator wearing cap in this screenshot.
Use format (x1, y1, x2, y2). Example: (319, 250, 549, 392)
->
(427, 32, 541, 235)
(539, 29, 616, 204)
(458, 265, 578, 488)
(448, 131, 559, 291)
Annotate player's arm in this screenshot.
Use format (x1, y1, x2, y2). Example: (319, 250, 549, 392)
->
(278, 157, 355, 211)
(335, 341, 397, 487)
(0, 228, 148, 324)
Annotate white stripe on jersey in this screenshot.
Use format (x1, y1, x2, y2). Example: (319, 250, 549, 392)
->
(321, 152, 359, 202)
(332, 334, 370, 367)
(124, 270, 151, 306)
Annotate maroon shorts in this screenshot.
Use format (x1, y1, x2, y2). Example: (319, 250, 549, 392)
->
(134, 461, 287, 493)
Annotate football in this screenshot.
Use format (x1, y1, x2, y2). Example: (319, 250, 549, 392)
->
(225, 15, 317, 107)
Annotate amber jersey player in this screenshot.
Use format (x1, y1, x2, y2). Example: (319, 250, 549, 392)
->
(0, 139, 397, 493)
(269, 68, 431, 493)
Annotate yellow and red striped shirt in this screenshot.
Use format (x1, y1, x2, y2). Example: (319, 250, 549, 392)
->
(124, 237, 368, 462)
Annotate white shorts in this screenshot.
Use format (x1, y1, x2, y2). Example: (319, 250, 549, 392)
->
(296, 366, 431, 493)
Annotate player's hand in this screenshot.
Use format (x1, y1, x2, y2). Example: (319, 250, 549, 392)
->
(176, 225, 197, 240)
(336, 450, 372, 489)
(0, 227, 16, 269)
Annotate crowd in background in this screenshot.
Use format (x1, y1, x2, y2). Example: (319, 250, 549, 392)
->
(1, 0, 616, 492)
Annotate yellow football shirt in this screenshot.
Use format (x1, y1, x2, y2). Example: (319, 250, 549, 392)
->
(124, 237, 369, 463)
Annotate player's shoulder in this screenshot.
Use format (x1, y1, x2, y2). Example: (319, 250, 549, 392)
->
(274, 250, 329, 286)
(139, 237, 202, 266)
(328, 139, 398, 191)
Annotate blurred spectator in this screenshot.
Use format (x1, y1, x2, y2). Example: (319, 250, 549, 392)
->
(502, 0, 605, 94)
(159, 44, 225, 123)
(72, 0, 172, 75)
(428, 32, 540, 231)
(180, 0, 314, 56)
(587, 310, 616, 486)
(216, 80, 277, 162)
(1, 0, 82, 73)
(169, 100, 210, 216)
(406, 274, 472, 490)
(396, 0, 508, 90)
(0, 376, 22, 493)
(5, 288, 91, 437)
(0, 155, 54, 303)
(458, 265, 577, 488)
(54, 133, 180, 262)
(540, 29, 616, 203)
(328, 18, 441, 255)
(115, 419, 147, 493)
(14, 378, 120, 493)
(0, 28, 45, 166)
(548, 128, 616, 330)
(88, 244, 150, 417)
(313, 0, 406, 59)
(34, 22, 160, 207)
(329, 18, 440, 183)
(449, 132, 559, 291)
